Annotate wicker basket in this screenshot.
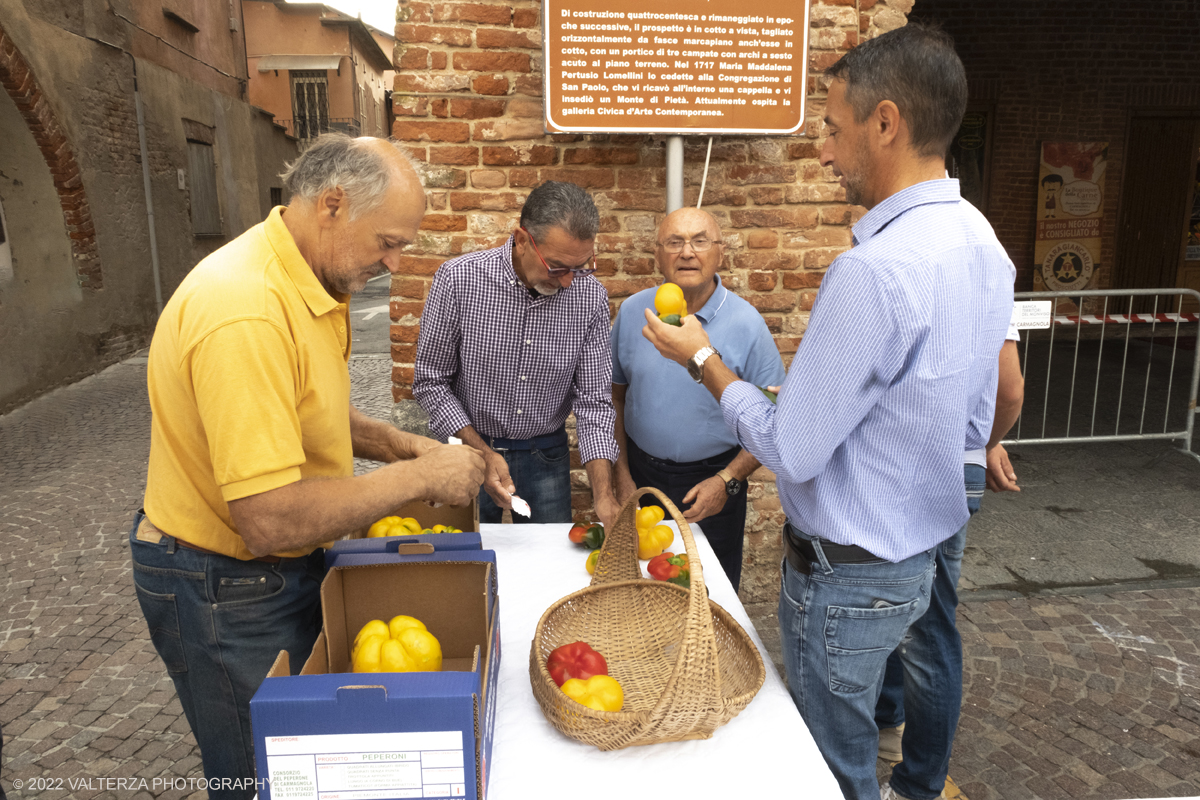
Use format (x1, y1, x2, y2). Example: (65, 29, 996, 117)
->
(528, 487, 765, 750)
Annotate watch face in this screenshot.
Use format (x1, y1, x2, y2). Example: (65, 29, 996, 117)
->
(726, 479, 741, 496)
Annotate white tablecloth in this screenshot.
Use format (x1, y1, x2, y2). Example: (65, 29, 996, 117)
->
(481, 521, 841, 798)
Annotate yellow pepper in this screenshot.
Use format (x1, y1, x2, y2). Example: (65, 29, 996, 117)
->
(654, 283, 687, 326)
(367, 516, 422, 538)
(351, 615, 442, 673)
(585, 549, 601, 574)
(561, 674, 624, 712)
(635, 506, 673, 560)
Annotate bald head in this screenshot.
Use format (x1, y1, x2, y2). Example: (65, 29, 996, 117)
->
(657, 207, 721, 244)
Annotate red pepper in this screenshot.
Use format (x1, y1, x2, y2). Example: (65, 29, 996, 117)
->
(647, 551, 690, 587)
(546, 641, 609, 687)
(567, 522, 605, 550)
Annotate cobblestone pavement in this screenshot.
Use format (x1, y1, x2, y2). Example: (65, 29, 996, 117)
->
(1, 354, 1198, 799)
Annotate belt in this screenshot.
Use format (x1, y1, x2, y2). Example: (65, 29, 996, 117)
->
(483, 427, 568, 451)
(628, 436, 740, 469)
(783, 522, 882, 575)
(137, 516, 288, 564)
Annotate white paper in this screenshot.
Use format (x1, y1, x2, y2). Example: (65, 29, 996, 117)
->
(509, 495, 531, 518)
(1011, 300, 1053, 330)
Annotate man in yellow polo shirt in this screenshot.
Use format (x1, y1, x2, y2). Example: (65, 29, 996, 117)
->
(130, 134, 485, 800)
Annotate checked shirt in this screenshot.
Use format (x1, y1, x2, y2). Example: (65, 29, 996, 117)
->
(413, 238, 619, 465)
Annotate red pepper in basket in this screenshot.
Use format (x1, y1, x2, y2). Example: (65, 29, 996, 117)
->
(546, 641, 609, 687)
(648, 551, 690, 587)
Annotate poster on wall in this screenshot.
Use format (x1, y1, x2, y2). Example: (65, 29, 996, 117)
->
(1034, 142, 1108, 292)
(541, 0, 811, 135)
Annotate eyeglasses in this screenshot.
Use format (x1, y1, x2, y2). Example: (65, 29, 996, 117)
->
(658, 236, 717, 254)
(520, 227, 597, 277)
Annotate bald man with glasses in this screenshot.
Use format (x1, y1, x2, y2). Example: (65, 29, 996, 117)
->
(414, 181, 621, 528)
(610, 207, 785, 590)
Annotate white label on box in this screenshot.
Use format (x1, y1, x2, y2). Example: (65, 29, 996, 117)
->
(264, 732, 465, 800)
(1011, 300, 1052, 330)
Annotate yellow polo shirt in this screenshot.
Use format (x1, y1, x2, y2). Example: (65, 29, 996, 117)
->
(144, 206, 350, 559)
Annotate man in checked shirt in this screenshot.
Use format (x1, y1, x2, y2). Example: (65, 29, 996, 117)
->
(413, 181, 621, 528)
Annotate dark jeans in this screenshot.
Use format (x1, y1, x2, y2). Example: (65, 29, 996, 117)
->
(129, 512, 326, 800)
(876, 464, 987, 800)
(625, 437, 747, 592)
(478, 441, 573, 524)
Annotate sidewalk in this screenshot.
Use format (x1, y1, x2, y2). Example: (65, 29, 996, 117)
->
(0, 354, 1197, 798)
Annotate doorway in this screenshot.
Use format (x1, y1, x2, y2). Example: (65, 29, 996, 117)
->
(1114, 113, 1200, 311)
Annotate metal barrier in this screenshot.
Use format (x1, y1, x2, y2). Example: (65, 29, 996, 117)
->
(1004, 288, 1200, 466)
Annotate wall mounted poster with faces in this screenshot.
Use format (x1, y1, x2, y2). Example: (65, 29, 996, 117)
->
(1034, 142, 1108, 292)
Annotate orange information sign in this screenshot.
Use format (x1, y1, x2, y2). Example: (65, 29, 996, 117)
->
(543, 0, 811, 135)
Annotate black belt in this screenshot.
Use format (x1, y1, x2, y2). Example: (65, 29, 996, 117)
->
(483, 427, 568, 451)
(783, 522, 882, 575)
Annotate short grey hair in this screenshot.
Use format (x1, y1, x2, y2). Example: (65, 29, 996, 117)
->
(519, 181, 599, 242)
(826, 24, 967, 159)
(281, 133, 422, 219)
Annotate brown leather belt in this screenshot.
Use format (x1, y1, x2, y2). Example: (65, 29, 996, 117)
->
(137, 517, 285, 564)
(783, 522, 882, 575)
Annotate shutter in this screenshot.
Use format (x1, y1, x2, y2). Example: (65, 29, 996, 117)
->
(187, 141, 222, 236)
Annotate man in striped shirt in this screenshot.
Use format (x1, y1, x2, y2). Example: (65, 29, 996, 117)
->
(643, 25, 1015, 800)
(413, 182, 621, 527)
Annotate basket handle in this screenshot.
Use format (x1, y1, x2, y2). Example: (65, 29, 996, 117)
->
(590, 487, 713, 633)
(596, 488, 724, 725)
(589, 487, 703, 587)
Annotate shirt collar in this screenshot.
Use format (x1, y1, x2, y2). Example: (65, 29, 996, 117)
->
(852, 178, 962, 247)
(693, 274, 729, 323)
(266, 206, 347, 316)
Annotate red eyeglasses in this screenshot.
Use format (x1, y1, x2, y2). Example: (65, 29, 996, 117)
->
(520, 227, 597, 277)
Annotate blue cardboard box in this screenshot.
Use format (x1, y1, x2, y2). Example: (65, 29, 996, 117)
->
(251, 559, 501, 800)
(326, 531, 483, 569)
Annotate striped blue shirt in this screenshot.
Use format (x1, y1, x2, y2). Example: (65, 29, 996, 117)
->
(720, 179, 1015, 561)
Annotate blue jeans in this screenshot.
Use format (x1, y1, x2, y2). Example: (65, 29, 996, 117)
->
(778, 529, 936, 800)
(478, 442, 573, 524)
(876, 464, 987, 800)
(129, 512, 326, 800)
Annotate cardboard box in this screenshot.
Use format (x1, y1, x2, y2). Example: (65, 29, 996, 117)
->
(388, 498, 479, 536)
(326, 532, 483, 569)
(251, 558, 500, 800)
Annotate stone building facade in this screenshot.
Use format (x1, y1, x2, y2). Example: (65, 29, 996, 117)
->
(0, 0, 298, 412)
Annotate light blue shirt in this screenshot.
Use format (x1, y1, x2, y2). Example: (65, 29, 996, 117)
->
(612, 276, 785, 463)
(720, 179, 1015, 561)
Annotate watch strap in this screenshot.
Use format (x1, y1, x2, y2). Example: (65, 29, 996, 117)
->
(716, 469, 735, 484)
(688, 345, 720, 383)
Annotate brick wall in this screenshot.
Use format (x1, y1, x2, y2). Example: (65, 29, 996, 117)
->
(909, 0, 1200, 291)
(389, 0, 912, 602)
(0, 21, 102, 290)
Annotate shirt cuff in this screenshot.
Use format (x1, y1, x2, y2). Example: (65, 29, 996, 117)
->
(578, 433, 619, 465)
(720, 380, 770, 435)
(426, 402, 473, 442)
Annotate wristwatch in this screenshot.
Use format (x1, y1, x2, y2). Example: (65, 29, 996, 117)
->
(687, 346, 721, 383)
(716, 468, 745, 497)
